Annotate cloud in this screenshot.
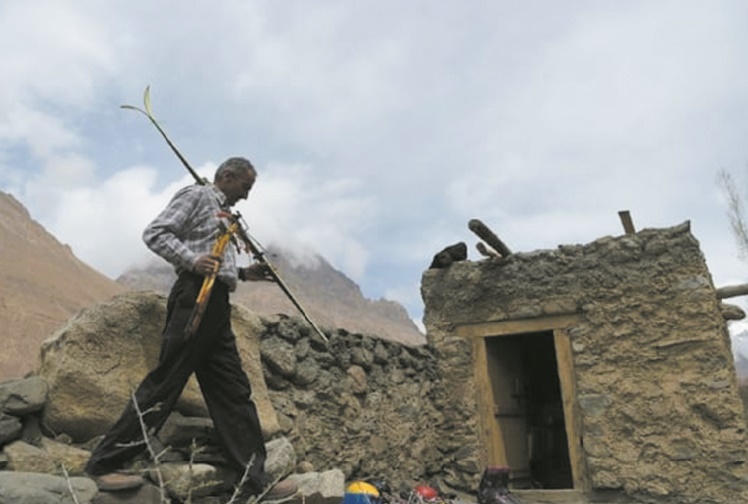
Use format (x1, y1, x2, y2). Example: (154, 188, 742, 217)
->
(241, 162, 378, 281)
(44, 165, 167, 275)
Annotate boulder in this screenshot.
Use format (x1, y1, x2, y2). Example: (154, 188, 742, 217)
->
(0, 376, 48, 415)
(152, 462, 234, 501)
(0, 412, 22, 445)
(37, 291, 280, 442)
(92, 483, 163, 504)
(0, 471, 97, 504)
(4, 437, 90, 475)
(157, 411, 216, 447)
(287, 469, 346, 504)
(265, 436, 297, 481)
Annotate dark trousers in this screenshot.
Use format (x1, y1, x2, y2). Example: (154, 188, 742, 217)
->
(86, 272, 267, 490)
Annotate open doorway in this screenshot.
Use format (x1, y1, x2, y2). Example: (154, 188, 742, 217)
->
(484, 330, 573, 489)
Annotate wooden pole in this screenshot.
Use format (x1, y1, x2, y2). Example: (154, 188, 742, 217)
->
(618, 210, 636, 235)
(468, 219, 512, 257)
(716, 283, 748, 299)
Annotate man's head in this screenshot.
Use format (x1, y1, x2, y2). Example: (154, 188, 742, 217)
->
(214, 157, 257, 207)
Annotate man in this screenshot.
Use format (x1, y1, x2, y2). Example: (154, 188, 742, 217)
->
(85, 157, 298, 501)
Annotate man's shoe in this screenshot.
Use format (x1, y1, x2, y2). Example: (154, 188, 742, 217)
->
(262, 477, 298, 501)
(92, 472, 145, 491)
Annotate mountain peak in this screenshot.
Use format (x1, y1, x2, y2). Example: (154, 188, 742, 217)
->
(119, 244, 425, 346)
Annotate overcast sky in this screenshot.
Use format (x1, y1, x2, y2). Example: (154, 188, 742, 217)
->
(2, 1, 748, 333)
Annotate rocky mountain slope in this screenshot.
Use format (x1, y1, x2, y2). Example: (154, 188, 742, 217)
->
(0, 190, 424, 379)
(0, 191, 124, 379)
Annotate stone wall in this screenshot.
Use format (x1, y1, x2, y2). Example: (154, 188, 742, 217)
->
(1, 291, 459, 498)
(258, 317, 451, 491)
(421, 222, 748, 503)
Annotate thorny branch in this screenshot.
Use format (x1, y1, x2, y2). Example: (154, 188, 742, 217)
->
(130, 395, 170, 503)
(61, 463, 82, 504)
(718, 169, 748, 261)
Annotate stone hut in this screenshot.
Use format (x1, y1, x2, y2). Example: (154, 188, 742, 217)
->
(421, 221, 748, 503)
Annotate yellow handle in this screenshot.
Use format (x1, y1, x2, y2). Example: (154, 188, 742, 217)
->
(185, 221, 239, 338)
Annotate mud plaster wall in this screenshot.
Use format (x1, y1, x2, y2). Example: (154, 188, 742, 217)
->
(420, 222, 748, 504)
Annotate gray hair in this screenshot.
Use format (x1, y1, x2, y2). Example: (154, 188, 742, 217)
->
(215, 157, 256, 179)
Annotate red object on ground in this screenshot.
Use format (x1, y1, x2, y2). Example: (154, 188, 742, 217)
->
(415, 485, 438, 500)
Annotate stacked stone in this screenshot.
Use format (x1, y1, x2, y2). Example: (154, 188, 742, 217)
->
(0, 376, 99, 503)
(258, 315, 451, 493)
(0, 375, 341, 504)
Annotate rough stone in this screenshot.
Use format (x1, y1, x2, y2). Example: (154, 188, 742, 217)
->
(0, 412, 22, 445)
(0, 471, 97, 504)
(22, 413, 43, 446)
(37, 291, 280, 442)
(152, 462, 233, 501)
(0, 376, 48, 415)
(262, 336, 298, 377)
(287, 469, 346, 504)
(4, 437, 90, 475)
(294, 358, 320, 386)
(158, 411, 216, 447)
(346, 365, 367, 395)
(92, 482, 163, 504)
(265, 436, 298, 482)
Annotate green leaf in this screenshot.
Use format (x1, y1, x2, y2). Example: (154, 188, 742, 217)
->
(143, 85, 153, 117)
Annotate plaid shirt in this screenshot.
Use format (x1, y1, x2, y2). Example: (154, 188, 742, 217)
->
(143, 183, 240, 291)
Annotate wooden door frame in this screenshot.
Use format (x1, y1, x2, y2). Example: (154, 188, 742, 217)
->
(456, 314, 587, 490)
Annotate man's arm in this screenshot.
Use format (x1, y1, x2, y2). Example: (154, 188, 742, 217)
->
(142, 186, 202, 271)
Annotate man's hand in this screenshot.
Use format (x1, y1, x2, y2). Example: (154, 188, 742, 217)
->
(194, 254, 222, 276)
(240, 263, 275, 282)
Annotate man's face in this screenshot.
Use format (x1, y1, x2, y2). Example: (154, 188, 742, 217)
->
(218, 170, 256, 207)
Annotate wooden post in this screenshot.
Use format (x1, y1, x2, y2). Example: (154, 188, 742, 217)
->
(618, 210, 636, 235)
(716, 283, 748, 299)
(468, 219, 512, 257)
(476, 242, 501, 258)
